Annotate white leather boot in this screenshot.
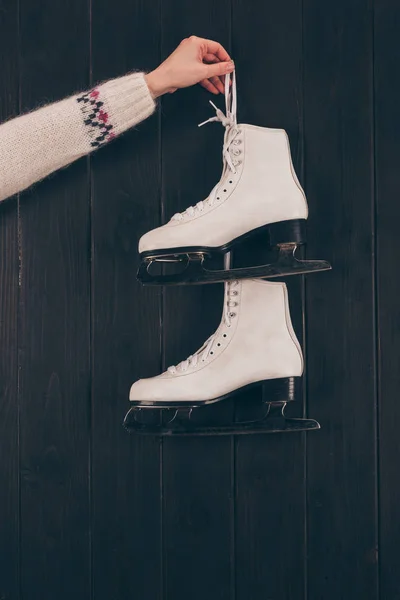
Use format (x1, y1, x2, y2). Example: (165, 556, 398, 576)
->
(128, 279, 303, 407)
(138, 72, 331, 286)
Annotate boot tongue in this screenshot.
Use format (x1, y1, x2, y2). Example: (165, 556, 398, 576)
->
(167, 281, 240, 375)
(167, 335, 214, 374)
(171, 72, 239, 223)
(170, 127, 238, 222)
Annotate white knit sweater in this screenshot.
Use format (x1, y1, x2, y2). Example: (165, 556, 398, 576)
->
(0, 72, 156, 202)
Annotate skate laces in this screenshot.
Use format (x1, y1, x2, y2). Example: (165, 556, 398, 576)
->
(167, 281, 239, 374)
(198, 69, 237, 129)
(172, 72, 240, 222)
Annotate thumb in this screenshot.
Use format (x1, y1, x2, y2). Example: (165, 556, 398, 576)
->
(205, 61, 235, 78)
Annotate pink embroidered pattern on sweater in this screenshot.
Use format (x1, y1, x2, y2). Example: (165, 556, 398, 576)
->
(77, 89, 115, 147)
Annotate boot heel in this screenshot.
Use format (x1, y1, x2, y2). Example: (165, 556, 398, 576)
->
(262, 376, 299, 403)
(268, 219, 307, 246)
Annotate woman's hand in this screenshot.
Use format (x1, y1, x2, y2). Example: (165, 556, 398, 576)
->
(145, 36, 234, 98)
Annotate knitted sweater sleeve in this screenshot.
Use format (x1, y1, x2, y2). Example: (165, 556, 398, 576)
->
(0, 72, 156, 202)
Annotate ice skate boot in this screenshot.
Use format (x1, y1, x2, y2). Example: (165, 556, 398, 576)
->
(137, 72, 331, 286)
(124, 279, 320, 435)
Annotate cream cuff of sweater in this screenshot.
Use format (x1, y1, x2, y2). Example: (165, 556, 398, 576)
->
(0, 72, 156, 202)
(100, 72, 156, 135)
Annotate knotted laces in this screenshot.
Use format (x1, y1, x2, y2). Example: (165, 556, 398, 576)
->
(172, 71, 241, 221)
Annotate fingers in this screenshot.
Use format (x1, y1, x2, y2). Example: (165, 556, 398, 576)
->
(202, 38, 231, 62)
(208, 75, 224, 94)
(205, 61, 234, 80)
(184, 35, 231, 62)
(203, 53, 231, 92)
(177, 36, 233, 95)
(200, 79, 220, 95)
(203, 53, 219, 64)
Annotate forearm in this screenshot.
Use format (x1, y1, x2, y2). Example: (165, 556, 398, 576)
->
(0, 72, 155, 202)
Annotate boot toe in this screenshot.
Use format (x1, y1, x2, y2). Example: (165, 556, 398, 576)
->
(139, 228, 162, 254)
(129, 374, 174, 403)
(129, 378, 155, 402)
(139, 221, 196, 254)
(139, 225, 178, 254)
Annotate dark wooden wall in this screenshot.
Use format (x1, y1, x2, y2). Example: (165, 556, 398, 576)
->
(0, 1, 398, 599)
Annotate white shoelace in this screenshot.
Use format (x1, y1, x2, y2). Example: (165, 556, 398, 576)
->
(172, 72, 240, 222)
(167, 280, 239, 374)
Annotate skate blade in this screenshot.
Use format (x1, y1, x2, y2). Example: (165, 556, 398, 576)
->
(124, 392, 321, 436)
(137, 249, 331, 286)
(123, 407, 320, 436)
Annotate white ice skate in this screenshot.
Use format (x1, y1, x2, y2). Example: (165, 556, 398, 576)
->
(137, 72, 331, 286)
(124, 279, 320, 435)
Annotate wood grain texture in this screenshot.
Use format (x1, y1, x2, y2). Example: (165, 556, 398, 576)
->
(90, 1, 163, 599)
(163, 437, 233, 600)
(304, 1, 378, 598)
(18, 1, 91, 599)
(232, 1, 307, 598)
(374, 1, 400, 598)
(160, 6, 233, 600)
(0, 3, 20, 598)
(1, 2, 399, 599)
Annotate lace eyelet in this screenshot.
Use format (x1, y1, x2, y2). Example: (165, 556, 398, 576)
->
(217, 197, 220, 200)
(217, 343, 221, 347)
(210, 351, 214, 355)
(229, 180, 233, 184)
(229, 312, 236, 318)
(223, 189, 227, 192)
(223, 334, 227, 338)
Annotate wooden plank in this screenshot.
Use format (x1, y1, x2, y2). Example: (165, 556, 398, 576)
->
(18, 1, 91, 599)
(0, 2, 20, 597)
(304, 1, 378, 598)
(231, 1, 307, 598)
(90, 1, 163, 600)
(160, 9, 233, 600)
(163, 437, 233, 599)
(374, 1, 400, 598)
